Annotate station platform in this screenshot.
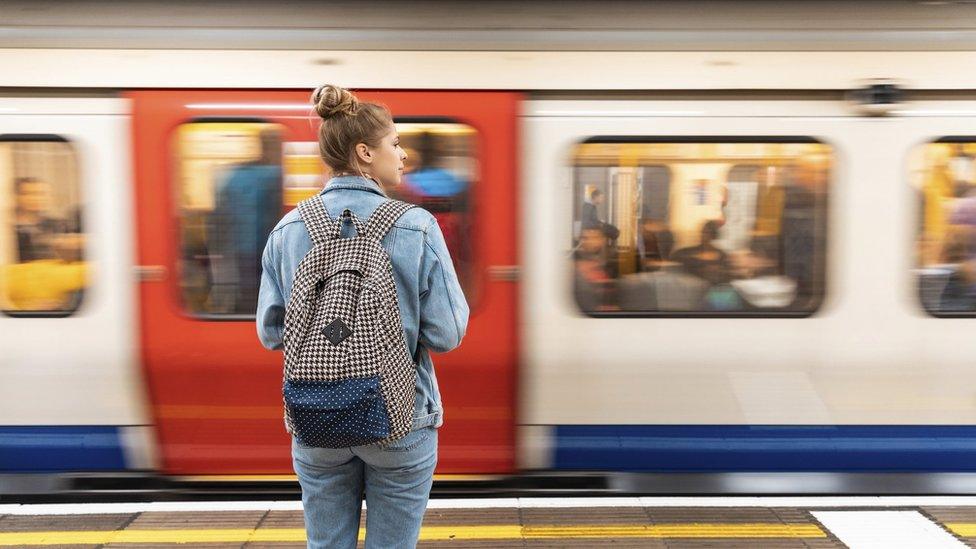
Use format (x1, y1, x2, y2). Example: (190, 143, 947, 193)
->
(3, 497, 976, 547)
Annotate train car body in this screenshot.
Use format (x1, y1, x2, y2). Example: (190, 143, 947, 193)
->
(520, 99, 976, 480)
(0, 98, 152, 479)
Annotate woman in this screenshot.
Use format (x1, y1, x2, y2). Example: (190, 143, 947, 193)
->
(256, 85, 469, 549)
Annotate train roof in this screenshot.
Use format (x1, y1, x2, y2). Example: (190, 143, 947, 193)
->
(5, 0, 976, 52)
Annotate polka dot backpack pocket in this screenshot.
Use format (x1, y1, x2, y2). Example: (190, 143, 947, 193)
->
(282, 195, 417, 448)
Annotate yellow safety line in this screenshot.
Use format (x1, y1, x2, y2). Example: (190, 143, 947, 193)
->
(945, 522, 976, 537)
(0, 523, 826, 545)
(523, 524, 826, 539)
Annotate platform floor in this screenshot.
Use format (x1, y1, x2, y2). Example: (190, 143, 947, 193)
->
(4, 497, 976, 547)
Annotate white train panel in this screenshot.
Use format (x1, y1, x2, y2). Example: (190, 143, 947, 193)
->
(0, 97, 146, 427)
(2, 50, 976, 90)
(521, 99, 976, 427)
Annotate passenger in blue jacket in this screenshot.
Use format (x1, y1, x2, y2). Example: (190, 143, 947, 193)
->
(256, 84, 469, 549)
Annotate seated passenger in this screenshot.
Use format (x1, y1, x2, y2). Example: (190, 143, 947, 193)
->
(672, 219, 729, 280)
(618, 229, 709, 312)
(700, 259, 745, 312)
(14, 177, 62, 262)
(574, 226, 616, 312)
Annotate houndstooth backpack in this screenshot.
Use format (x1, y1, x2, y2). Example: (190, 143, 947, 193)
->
(282, 195, 417, 448)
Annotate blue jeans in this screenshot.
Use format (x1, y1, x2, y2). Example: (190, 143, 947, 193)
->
(291, 426, 438, 549)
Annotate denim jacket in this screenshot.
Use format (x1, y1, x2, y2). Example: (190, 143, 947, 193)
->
(256, 175, 469, 430)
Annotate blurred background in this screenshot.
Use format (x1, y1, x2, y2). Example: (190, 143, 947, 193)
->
(5, 0, 976, 497)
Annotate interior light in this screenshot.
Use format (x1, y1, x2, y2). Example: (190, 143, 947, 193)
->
(186, 103, 312, 111)
(533, 110, 707, 117)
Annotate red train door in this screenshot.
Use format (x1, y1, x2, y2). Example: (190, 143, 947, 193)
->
(128, 90, 519, 474)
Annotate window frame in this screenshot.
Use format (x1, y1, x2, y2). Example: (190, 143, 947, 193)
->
(914, 135, 976, 318)
(171, 116, 284, 321)
(1, 133, 86, 319)
(570, 135, 830, 319)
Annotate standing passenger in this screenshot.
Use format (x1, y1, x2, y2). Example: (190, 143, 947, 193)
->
(211, 128, 283, 314)
(256, 85, 469, 549)
(581, 188, 620, 241)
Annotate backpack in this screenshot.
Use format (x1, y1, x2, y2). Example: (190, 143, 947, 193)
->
(282, 195, 417, 448)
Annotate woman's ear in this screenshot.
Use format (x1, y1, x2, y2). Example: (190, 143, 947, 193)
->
(355, 143, 372, 164)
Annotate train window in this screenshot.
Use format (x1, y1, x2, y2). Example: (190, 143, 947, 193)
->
(912, 138, 976, 316)
(572, 137, 830, 316)
(391, 119, 480, 307)
(175, 119, 479, 317)
(0, 136, 86, 317)
(175, 120, 285, 317)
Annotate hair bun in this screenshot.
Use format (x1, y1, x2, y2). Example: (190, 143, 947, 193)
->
(312, 84, 359, 119)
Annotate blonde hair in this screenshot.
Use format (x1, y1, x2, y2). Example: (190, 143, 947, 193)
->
(311, 84, 393, 175)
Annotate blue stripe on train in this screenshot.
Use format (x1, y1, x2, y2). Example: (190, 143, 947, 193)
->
(0, 426, 126, 472)
(553, 425, 976, 472)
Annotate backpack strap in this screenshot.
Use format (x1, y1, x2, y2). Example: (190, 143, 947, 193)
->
(364, 199, 416, 241)
(297, 195, 335, 245)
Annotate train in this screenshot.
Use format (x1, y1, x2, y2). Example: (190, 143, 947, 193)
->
(5, 0, 976, 494)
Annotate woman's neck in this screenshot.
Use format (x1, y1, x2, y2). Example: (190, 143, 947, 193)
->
(333, 171, 375, 183)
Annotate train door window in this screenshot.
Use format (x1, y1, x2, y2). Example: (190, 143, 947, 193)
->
(390, 119, 480, 307)
(571, 137, 830, 316)
(0, 136, 85, 316)
(174, 120, 285, 317)
(911, 138, 976, 316)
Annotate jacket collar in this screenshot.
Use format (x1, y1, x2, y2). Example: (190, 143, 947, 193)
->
(322, 175, 388, 198)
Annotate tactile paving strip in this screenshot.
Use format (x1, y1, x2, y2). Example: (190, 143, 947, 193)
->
(921, 506, 976, 548)
(0, 506, 847, 548)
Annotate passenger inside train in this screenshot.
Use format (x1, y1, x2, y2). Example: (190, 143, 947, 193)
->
(398, 130, 469, 269)
(1, 141, 86, 314)
(15, 177, 64, 262)
(171, 120, 481, 318)
(208, 128, 283, 315)
(391, 123, 478, 301)
(581, 188, 621, 242)
(574, 224, 615, 312)
(571, 140, 829, 314)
